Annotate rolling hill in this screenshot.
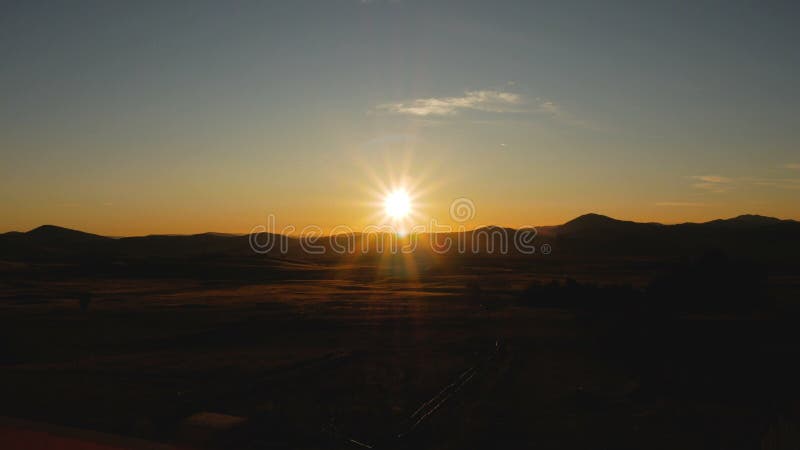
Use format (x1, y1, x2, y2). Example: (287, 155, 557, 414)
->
(1, 214, 798, 263)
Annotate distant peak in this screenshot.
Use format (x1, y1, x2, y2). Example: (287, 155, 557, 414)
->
(705, 214, 786, 227)
(563, 213, 620, 226)
(26, 225, 105, 239)
(556, 213, 658, 235)
(730, 214, 781, 222)
(28, 224, 75, 233)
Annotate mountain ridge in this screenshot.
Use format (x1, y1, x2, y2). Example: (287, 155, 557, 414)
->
(2, 213, 798, 239)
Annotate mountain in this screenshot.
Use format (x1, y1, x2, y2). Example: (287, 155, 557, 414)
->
(25, 225, 109, 242)
(0, 225, 111, 261)
(1, 214, 799, 263)
(700, 214, 790, 228)
(556, 213, 662, 235)
(561, 213, 631, 232)
(544, 214, 800, 259)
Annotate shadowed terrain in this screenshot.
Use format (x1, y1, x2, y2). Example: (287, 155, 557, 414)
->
(1, 214, 800, 449)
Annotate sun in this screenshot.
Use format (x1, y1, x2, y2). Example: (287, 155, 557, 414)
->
(384, 189, 411, 220)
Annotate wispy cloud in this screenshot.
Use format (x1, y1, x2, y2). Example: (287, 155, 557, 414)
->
(783, 163, 800, 170)
(748, 177, 800, 190)
(656, 201, 708, 207)
(377, 90, 522, 116)
(374, 89, 606, 131)
(532, 97, 608, 131)
(692, 175, 732, 184)
(690, 175, 733, 193)
(687, 173, 800, 193)
(537, 100, 560, 115)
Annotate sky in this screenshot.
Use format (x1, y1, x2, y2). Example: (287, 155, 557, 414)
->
(1, 0, 799, 235)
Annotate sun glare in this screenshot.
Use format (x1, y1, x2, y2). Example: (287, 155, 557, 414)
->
(384, 189, 411, 220)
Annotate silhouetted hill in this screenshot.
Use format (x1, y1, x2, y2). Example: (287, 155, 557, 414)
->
(701, 214, 790, 228)
(0, 225, 110, 261)
(26, 225, 108, 242)
(560, 213, 640, 233)
(115, 233, 254, 257)
(556, 213, 663, 237)
(2, 214, 799, 264)
(545, 214, 800, 259)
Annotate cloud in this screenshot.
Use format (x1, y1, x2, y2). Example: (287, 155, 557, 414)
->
(687, 174, 800, 193)
(690, 175, 733, 193)
(374, 89, 606, 131)
(691, 175, 732, 184)
(377, 90, 522, 116)
(783, 163, 800, 170)
(656, 202, 708, 207)
(748, 177, 800, 190)
(532, 97, 609, 131)
(537, 100, 560, 115)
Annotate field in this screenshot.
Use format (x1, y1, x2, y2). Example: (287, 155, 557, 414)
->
(2, 256, 799, 449)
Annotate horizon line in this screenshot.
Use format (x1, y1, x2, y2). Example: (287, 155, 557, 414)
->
(4, 213, 796, 239)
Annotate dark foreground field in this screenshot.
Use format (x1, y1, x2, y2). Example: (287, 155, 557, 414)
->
(2, 216, 800, 448)
(2, 253, 800, 450)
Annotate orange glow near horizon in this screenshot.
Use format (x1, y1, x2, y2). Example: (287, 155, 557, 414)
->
(2, 147, 799, 237)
